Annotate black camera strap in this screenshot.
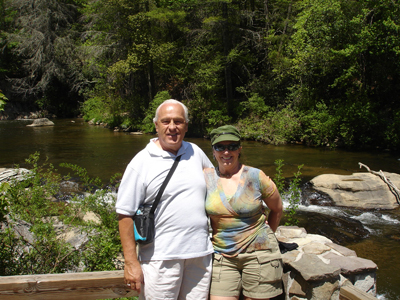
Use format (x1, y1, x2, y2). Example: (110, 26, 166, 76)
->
(149, 154, 182, 216)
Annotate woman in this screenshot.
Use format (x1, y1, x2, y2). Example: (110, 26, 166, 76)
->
(204, 125, 284, 300)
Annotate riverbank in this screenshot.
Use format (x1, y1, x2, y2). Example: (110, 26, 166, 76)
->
(3, 103, 400, 154)
(0, 102, 58, 120)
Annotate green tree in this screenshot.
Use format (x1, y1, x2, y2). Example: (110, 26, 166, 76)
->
(0, 0, 18, 100)
(288, 0, 400, 149)
(6, 0, 84, 116)
(80, 0, 188, 125)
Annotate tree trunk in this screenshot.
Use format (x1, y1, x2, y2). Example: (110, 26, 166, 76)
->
(222, 2, 233, 116)
(145, 0, 155, 103)
(147, 60, 155, 102)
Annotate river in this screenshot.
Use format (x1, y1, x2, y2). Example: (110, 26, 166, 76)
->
(1, 118, 399, 299)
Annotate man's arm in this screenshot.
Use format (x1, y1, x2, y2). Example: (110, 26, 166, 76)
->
(263, 189, 283, 232)
(118, 214, 144, 292)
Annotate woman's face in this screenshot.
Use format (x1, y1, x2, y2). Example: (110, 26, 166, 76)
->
(212, 140, 242, 168)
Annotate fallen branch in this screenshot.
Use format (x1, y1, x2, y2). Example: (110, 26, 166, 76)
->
(359, 162, 400, 205)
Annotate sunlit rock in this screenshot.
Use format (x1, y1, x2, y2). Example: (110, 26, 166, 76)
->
(303, 242, 332, 255)
(276, 225, 378, 299)
(326, 242, 357, 257)
(0, 167, 32, 183)
(83, 211, 101, 224)
(26, 118, 55, 127)
(310, 172, 400, 209)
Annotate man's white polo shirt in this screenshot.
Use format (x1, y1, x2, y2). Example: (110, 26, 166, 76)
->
(116, 138, 214, 261)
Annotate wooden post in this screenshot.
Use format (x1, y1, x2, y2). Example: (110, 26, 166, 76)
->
(0, 270, 138, 300)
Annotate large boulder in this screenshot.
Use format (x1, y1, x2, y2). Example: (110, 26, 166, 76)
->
(310, 172, 400, 209)
(26, 118, 54, 127)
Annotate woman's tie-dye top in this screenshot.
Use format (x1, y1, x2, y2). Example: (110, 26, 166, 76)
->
(204, 165, 277, 257)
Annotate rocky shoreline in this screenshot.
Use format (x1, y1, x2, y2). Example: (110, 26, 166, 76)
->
(275, 226, 377, 299)
(0, 106, 57, 120)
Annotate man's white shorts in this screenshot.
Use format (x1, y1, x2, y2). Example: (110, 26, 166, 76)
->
(139, 254, 212, 300)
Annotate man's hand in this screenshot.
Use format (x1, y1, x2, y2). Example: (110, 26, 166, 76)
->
(124, 259, 144, 293)
(118, 214, 144, 293)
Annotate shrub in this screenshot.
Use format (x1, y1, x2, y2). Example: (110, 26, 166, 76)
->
(0, 153, 123, 276)
(1, 153, 81, 275)
(274, 159, 303, 226)
(0, 90, 8, 112)
(237, 106, 302, 145)
(141, 91, 171, 133)
(299, 102, 339, 147)
(80, 96, 107, 123)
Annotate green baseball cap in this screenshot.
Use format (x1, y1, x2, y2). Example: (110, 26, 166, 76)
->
(210, 125, 241, 145)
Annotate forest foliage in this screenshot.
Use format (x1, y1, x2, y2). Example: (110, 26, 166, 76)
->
(0, 0, 399, 150)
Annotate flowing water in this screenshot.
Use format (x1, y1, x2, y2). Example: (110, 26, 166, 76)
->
(1, 118, 400, 299)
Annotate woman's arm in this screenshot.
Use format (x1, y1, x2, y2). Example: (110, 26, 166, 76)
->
(263, 189, 283, 232)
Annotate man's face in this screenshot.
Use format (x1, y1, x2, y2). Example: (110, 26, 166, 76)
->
(155, 103, 188, 154)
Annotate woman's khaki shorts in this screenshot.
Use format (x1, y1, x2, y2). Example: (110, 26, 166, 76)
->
(210, 249, 283, 299)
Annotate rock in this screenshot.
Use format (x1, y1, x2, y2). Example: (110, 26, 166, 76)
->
(353, 273, 376, 295)
(290, 254, 341, 281)
(276, 226, 378, 299)
(289, 275, 307, 297)
(281, 250, 300, 264)
(7, 218, 35, 245)
(303, 242, 331, 255)
(322, 252, 377, 275)
(83, 211, 101, 224)
(59, 180, 80, 194)
(26, 118, 55, 127)
(326, 242, 357, 257)
(278, 226, 307, 239)
(310, 172, 400, 209)
(310, 279, 340, 300)
(59, 227, 89, 250)
(296, 210, 370, 244)
(0, 168, 32, 183)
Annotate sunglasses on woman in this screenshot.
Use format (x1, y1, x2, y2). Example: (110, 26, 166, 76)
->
(213, 143, 241, 152)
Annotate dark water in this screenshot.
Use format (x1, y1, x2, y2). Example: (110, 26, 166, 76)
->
(1, 118, 399, 299)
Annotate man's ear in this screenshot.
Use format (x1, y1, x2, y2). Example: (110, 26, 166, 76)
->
(154, 122, 159, 133)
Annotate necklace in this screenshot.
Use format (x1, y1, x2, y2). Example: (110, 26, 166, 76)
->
(216, 164, 242, 178)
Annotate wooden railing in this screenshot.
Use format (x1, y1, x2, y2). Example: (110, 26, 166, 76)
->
(0, 271, 137, 300)
(339, 286, 379, 300)
(0, 271, 378, 300)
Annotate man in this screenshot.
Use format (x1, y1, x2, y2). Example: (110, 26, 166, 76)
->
(116, 99, 214, 300)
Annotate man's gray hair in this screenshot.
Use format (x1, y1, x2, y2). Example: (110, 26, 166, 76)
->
(153, 99, 189, 123)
